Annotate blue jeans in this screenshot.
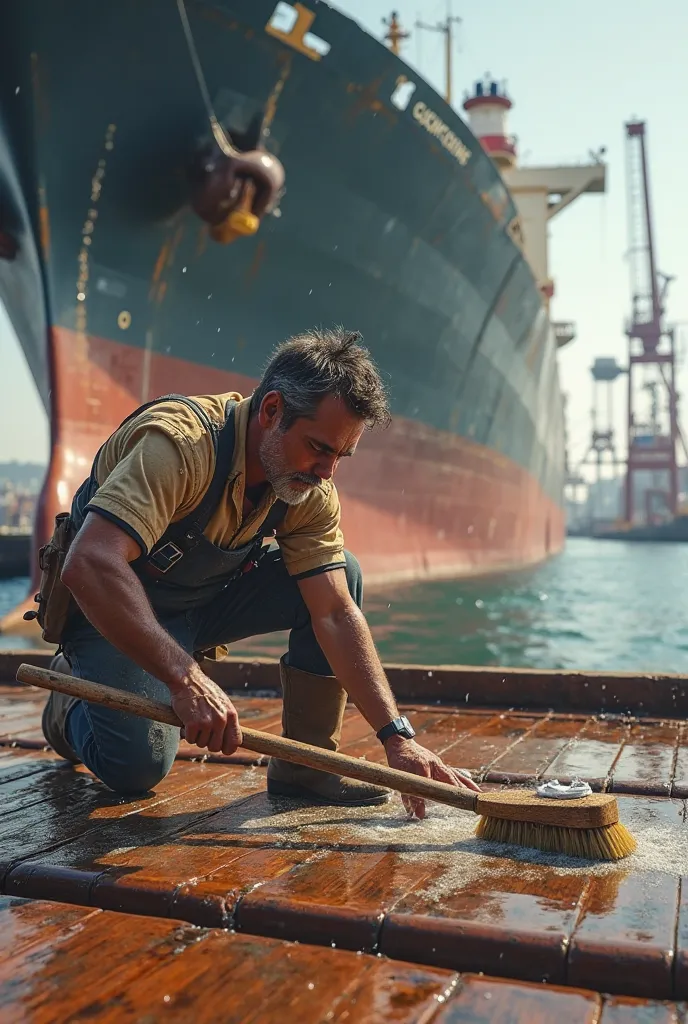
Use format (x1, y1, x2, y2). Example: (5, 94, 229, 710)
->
(63, 548, 361, 795)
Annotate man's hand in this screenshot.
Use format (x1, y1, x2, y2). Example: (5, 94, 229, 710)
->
(170, 666, 243, 755)
(384, 736, 481, 819)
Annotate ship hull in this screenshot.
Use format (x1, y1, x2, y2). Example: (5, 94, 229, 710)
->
(0, 0, 564, 630)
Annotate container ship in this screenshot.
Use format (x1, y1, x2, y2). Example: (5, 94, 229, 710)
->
(0, 0, 605, 635)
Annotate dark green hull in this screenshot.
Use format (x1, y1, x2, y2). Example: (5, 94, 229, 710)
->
(0, 0, 565, 621)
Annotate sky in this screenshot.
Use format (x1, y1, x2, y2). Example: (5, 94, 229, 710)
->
(2, 0, 688, 480)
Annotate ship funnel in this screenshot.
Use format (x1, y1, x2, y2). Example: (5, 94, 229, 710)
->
(462, 77, 516, 170)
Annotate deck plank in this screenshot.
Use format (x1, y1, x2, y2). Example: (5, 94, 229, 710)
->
(488, 715, 586, 776)
(431, 974, 601, 1023)
(568, 869, 679, 999)
(3, 689, 688, 1000)
(544, 717, 629, 784)
(599, 997, 686, 1023)
(608, 721, 681, 796)
(0, 896, 451, 1023)
(382, 862, 587, 985)
(2, 897, 685, 1021)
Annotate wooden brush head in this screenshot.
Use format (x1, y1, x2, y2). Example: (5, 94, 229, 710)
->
(476, 789, 618, 829)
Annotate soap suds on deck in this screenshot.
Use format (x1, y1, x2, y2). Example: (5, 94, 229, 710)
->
(231, 790, 688, 902)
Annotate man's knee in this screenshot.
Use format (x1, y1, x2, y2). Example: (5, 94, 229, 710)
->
(99, 761, 169, 796)
(82, 715, 178, 795)
(343, 550, 363, 608)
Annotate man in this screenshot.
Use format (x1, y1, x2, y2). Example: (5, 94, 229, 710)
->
(44, 328, 479, 816)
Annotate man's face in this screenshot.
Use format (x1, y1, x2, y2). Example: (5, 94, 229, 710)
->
(258, 392, 365, 504)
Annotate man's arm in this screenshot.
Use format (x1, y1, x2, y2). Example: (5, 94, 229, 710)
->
(61, 513, 242, 754)
(297, 568, 480, 818)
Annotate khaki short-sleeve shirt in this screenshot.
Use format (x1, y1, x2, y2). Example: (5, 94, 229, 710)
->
(84, 393, 346, 577)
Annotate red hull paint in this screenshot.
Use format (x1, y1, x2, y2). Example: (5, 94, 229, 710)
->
(1, 328, 563, 635)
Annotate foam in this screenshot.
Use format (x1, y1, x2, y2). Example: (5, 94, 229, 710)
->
(231, 790, 688, 903)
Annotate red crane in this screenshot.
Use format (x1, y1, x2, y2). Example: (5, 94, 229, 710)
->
(624, 121, 679, 524)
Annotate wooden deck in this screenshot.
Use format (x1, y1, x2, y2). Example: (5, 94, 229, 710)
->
(2, 653, 688, 1019)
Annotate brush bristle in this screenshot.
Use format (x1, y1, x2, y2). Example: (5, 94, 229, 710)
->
(475, 815, 637, 861)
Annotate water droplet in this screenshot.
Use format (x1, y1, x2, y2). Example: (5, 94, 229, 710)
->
(217, 327, 221, 332)
(484, 993, 492, 1000)
(15, 86, 20, 95)
(231, 356, 235, 362)
(211, 352, 215, 357)
(307, 982, 314, 990)
(308, 289, 313, 295)
(207, 293, 212, 299)
(475, 599, 484, 608)
(331, 941, 336, 948)
(163, 995, 171, 1003)
(465, 693, 470, 702)
(77, 292, 86, 302)
(182, 266, 187, 273)
(165, 346, 171, 353)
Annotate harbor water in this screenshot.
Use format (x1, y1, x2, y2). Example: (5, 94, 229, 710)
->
(2, 537, 687, 673)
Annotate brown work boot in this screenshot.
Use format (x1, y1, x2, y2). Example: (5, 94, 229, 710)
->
(267, 657, 390, 806)
(41, 654, 81, 764)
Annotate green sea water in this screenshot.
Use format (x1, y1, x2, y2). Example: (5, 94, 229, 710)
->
(2, 538, 687, 673)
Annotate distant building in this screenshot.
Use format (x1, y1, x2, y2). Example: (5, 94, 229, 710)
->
(0, 463, 44, 532)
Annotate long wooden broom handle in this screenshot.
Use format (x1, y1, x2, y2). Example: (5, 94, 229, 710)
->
(17, 663, 479, 813)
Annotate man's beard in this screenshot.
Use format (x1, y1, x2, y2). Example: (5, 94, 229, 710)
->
(259, 430, 321, 505)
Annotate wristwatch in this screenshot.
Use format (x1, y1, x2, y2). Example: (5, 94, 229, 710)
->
(376, 715, 416, 743)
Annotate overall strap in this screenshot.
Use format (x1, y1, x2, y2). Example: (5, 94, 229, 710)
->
(164, 399, 237, 543)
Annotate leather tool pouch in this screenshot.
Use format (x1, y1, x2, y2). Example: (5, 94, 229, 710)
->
(24, 513, 76, 645)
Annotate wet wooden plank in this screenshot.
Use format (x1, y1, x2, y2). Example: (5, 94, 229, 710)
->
(568, 870, 679, 998)
(670, 728, 688, 798)
(488, 715, 587, 776)
(544, 717, 629, 784)
(672, 878, 688, 999)
(406, 712, 500, 757)
(0, 897, 454, 1024)
(238, 849, 443, 952)
(89, 794, 321, 926)
(338, 709, 489, 764)
(2, 897, 686, 1022)
(431, 974, 602, 1022)
(600, 996, 686, 1022)
(0, 895, 101, 959)
(0, 759, 261, 885)
(608, 722, 681, 796)
(0, 903, 186, 1020)
(439, 715, 542, 774)
(382, 863, 587, 985)
(0, 748, 64, 787)
(105, 934, 456, 1024)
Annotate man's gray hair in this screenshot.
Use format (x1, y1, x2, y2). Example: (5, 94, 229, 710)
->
(251, 327, 391, 430)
